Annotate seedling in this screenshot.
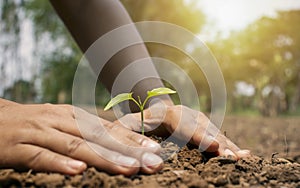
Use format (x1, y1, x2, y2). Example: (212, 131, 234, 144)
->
(104, 87, 176, 135)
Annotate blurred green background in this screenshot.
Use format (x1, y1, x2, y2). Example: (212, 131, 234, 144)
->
(1, 0, 300, 117)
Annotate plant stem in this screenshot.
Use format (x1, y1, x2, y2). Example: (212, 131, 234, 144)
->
(137, 96, 144, 135)
(140, 107, 144, 135)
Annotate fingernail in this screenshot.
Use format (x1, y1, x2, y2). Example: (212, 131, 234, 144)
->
(142, 140, 160, 149)
(237, 150, 251, 157)
(67, 160, 86, 171)
(198, 135, 218, 152)
(116, 156, 138, 167)
(224, 149, 236, 158)
(142, 152, 163, 168)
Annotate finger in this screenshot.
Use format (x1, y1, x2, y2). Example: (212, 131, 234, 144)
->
(47, 105, 155, 151)
(13, 144, 87, 175)
(73, 108, 162, 155)
(196, 135, 219, 153)
(236, 150, 251, 158)
(20, 131, 141, 175)
(115, 99, 170, 133)
(191, 122, 220, 153)
(216, 134, 251, 159)
(43, 105, 112, 138)
(106, 123, 161, 153)
(52, 105, 162, 155)
(27, 104, 82, 137)
(39, 106, 163, 172)
(82, 141, 141, 175)
(47, 105, 99, 137)
(75, 111, 160, 154)
(167, 107, 220, 152)
(88, 142, 163, 174)
(107, 125, 164, 173)
(125, 105, 219, 153)
(116, 112, 162, 133)
(79, 124, 164, 172)
(22, 127, 162, 175)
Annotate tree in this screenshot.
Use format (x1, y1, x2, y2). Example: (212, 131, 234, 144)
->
(209, 10, 300, 116)
(3, 79, 36, 103)
(0, 0, 23, 97)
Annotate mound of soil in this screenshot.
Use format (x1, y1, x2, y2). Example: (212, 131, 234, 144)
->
(0, 116, 299, 187)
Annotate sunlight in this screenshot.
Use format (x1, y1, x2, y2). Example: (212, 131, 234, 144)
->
(197, 0, 300, 36)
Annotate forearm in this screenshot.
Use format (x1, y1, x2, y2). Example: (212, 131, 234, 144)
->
(49, 0, 173, 111)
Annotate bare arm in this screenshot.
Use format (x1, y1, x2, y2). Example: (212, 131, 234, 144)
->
(49, 0, 173, 112)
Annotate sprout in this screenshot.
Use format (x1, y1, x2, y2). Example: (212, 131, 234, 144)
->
(104, 87, 176, 135)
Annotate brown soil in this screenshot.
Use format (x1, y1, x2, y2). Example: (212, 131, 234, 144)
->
(0, 116, 299, 188)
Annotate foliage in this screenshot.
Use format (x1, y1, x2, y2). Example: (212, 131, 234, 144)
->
(0, 0, 23, 95)
(3, 80, 36, 103)
(121, 0, 205, 33)
(1, 0, 299, 116)
(209, 10, 300, 116)
(23, 0, 82, 103)
(104, 87, 176, 135)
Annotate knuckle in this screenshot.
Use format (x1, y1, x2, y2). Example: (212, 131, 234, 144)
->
(43, 103, 55, 111)
(109, 123, 121, 132)
(126, 133, 143, 145)
(105, 121, 118, 130)
(67, 138, 85, 155)
(42, 103, 73, 116)
(90, 125, 107, 140)
(41, 103, 58, 116)
(43, 103, 53, 107)
(60, 104, 74, 113)
(63, 104, 75, 117)
(173, 105, 186, 113)
(27, 149, 45, 169)
(167, 105, 182, 118)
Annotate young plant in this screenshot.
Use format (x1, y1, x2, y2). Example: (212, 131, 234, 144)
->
(104, 87, 176, 135)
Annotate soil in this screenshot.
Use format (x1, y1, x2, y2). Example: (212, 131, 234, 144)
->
(0, 116, 299, 188)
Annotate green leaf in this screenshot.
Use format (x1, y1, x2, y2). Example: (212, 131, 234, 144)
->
(147, 87, 176, 98)
(104, 93, 134, 111)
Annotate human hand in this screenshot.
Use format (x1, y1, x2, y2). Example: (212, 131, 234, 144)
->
(115, 102, 251, 160)
(0, 101, 163, 175)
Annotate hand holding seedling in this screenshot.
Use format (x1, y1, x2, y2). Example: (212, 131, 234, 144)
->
(104, 87, 176, 135)
(110, 94, 251, 159)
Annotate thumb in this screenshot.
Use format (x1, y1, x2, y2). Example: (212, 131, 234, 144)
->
(114, 113, 155, 133)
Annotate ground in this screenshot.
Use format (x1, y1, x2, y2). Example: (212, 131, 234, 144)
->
(0, 116, 299, 187)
